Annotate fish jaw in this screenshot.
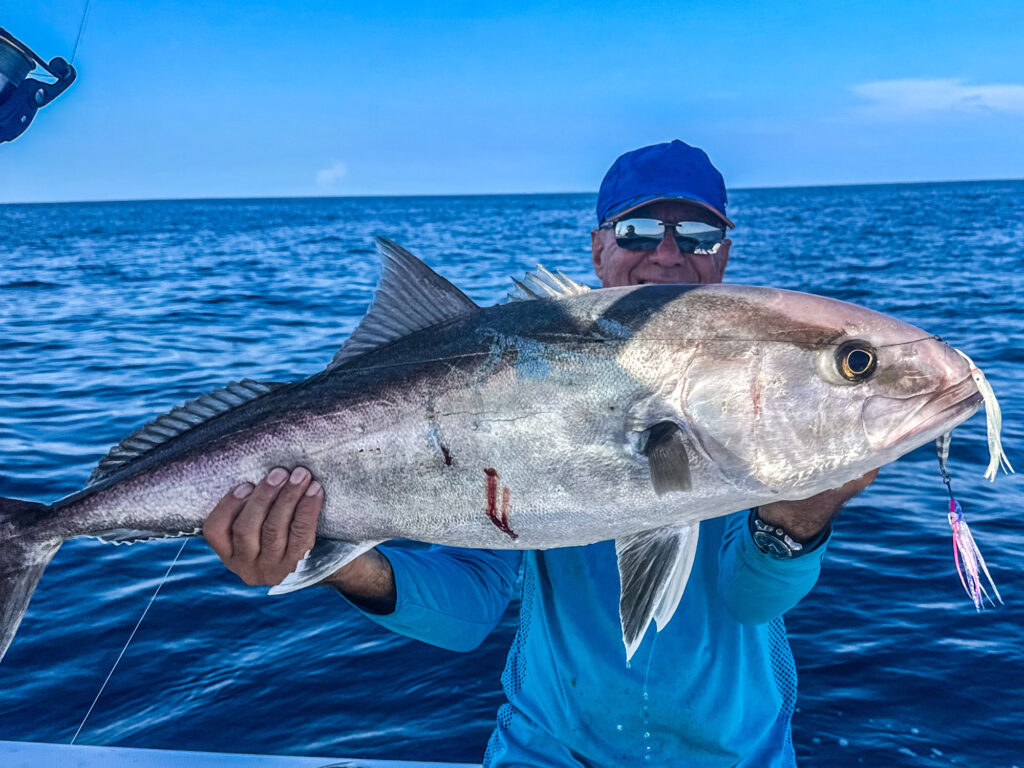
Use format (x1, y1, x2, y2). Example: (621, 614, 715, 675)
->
(860, 334, 983, 458)
(864, 377, 983, 457)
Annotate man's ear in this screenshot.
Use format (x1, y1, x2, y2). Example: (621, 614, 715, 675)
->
(717, 238, 732, 275)
(592, 228, 607, 283)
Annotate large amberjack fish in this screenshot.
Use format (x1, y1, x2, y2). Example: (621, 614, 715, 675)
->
(0, 239, 1006, 662)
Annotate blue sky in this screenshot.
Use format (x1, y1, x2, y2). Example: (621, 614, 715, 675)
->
(3, 0, 1023, 202)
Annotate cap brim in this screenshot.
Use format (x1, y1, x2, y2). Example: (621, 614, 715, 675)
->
(609, 196, 735, 229)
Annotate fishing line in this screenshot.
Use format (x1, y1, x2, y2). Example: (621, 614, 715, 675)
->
(70, 536, 189, 745)
(71, 0, 93, 64)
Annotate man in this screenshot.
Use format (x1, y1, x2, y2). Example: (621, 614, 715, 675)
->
(204, 140, 877, 766)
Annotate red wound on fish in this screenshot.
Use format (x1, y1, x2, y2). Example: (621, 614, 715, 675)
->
(484, 468, 498, 513)
(483, 468, 518, 539)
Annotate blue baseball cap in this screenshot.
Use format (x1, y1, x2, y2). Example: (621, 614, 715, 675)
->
(596, 140, 734, 228)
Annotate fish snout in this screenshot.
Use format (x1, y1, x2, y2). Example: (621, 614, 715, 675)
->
(862, 338, 983, 452)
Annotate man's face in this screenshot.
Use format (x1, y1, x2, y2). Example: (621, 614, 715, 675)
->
(590, 200, 732, 288)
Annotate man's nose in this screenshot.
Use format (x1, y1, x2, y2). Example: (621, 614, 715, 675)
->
(648, 229, 685, 266)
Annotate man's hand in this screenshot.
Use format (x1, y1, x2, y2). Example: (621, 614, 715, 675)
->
(757, 469, 880, 542)
(204, 468, 398, 612)
(204, 467, 324, 586)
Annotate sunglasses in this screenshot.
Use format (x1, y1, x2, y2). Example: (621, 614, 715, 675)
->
(607, 218, 726, 253)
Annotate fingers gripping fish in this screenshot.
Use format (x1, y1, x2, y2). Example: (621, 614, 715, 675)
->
(0, 239, 1010, 663)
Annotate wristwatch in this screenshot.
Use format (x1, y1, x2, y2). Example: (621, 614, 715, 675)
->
(749, 508, 830, 559)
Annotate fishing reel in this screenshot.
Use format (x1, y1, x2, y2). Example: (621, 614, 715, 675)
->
(0, 26, 76, 144)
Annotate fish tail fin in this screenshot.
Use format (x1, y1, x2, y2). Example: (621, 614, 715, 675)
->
(0, 497, 61, 663)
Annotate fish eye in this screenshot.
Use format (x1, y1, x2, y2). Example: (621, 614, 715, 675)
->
(836, 341, 877, 382)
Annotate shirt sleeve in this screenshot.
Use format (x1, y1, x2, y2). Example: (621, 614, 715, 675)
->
(342, 544, 523, 652)
(716, 510, 831, 625)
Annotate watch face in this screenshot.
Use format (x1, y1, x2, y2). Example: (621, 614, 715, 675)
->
(753, 530, 795, 558)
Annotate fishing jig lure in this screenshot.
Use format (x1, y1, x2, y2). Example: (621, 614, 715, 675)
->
(937, 350, 1012, 610)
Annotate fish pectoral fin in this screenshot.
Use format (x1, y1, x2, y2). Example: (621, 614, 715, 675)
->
(268, 539, 383, 595)
(642, 422, 692, 495)
(616, 522, 700, 662)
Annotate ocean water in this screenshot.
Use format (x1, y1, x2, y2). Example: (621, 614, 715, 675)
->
(1, 183, 1022, 766)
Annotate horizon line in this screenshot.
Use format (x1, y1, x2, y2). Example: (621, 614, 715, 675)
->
(3, 175, 1022, 206)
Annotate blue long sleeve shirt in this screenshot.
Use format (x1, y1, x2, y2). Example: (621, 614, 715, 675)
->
(350, 510, 829, 767)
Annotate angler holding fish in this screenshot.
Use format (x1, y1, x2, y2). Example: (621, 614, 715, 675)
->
(196, 142, 1006, 766)
(0, 142, 1009, 767)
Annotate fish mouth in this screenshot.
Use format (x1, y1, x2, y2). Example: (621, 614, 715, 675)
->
(867, 375, 982, 452)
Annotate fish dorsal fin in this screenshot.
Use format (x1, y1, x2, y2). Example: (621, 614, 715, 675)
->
(507, 265, 591, 303)
(330, 237, 480, 369)
(88, 379, 284, 485)
(616, 522, 700, 661)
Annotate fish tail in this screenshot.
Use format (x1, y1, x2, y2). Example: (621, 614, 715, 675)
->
(0, 497, 61, 663)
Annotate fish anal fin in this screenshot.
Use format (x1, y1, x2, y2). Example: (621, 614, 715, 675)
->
(643, 422, 692, 495)
(94, 527, 202, 545)
(616, 522, 700, 661)
(268, 539, 382, 594)
(330, 238, 480, 369)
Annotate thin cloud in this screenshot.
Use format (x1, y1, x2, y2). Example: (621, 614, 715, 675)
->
(853, 78, 1024, 116)
(316, 161, 348, 186)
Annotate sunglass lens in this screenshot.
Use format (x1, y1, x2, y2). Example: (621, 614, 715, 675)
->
(673, 223, 724, 253)
(614, 219, 665, 251)
(612, 219, 725, 252)
(617, 236, 662, 251)
(674, 236, 700, 252)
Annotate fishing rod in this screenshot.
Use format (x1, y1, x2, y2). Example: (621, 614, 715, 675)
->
(0, 24, 78, 143)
